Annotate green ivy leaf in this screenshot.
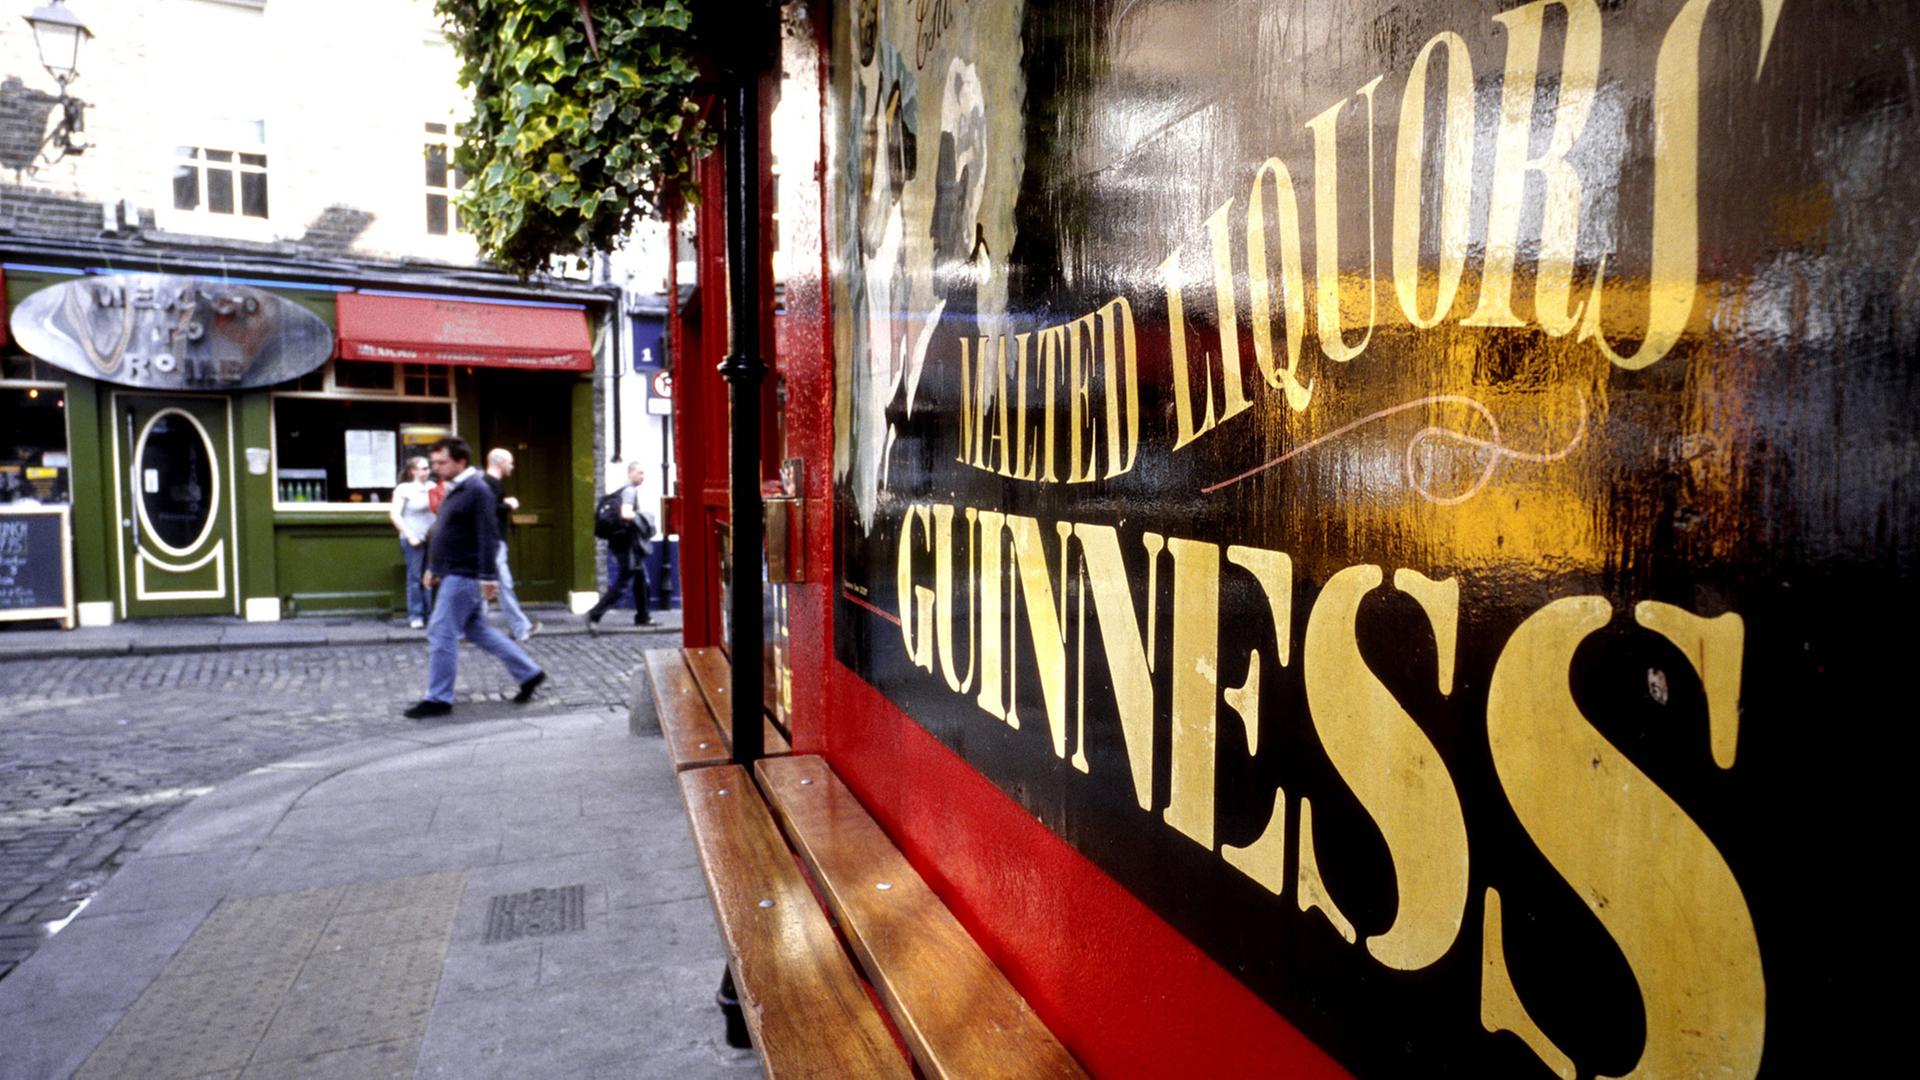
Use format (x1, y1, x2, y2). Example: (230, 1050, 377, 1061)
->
(433, 0, 718, 276)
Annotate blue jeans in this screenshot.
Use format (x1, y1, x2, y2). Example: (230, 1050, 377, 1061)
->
(494, 540, 532, 639)
(425, 575, 542, 705)
(401, 539, 430, 622)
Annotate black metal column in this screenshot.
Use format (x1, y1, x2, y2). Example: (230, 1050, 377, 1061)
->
(718, 43, 766, 767)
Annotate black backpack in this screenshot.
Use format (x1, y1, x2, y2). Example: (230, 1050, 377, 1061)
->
(593, 490, 629, 541)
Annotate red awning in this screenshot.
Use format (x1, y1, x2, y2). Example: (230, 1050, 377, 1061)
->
(335, 291, 593, 372)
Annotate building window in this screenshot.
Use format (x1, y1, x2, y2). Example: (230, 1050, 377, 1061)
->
(174, 146, 269, 218)
(424, 123, 466, 235)
(271, 362, 454, 508)
(0, 379, 70, 506)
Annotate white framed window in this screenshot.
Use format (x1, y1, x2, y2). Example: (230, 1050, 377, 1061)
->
(424, 122, 466, 236)
(173, 145, 269, 219)
(270, 361, 456, 510)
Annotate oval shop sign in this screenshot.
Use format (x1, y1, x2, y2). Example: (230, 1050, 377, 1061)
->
(7, 273, 333, 391)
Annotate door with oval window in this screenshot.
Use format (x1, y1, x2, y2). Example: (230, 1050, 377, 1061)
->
(113, 393, 236, 618)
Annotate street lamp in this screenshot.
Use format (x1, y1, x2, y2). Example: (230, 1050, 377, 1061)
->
(21, 0, 93, 164)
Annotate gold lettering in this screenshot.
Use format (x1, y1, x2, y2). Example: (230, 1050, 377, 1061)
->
(1063, 317, 1094, 483)
(1301, 565, 1469, 970)
(1012, 332, 1037, 480)
(1072, 523, 1160, 810)
(1464, 0, 1602, 335)
(896, 505, 934, 672)
(1206, 199, 1254, 425)
(993, 335, 1013, 475)
(958, 336, 977, 465)
(1306, 76, 1384, 363)
(1246, 158, 1313, 411)
(1580, 0, 1783, 370)
(1392, 32, 1476, 329)
(1097, 297, 1140, 477)
(1039, 324, 1064, 483)
(1485, 597, 1764, 1079)
(974, 510, 1009, 721)
(1007, 514, 1071, 753)
(1220, 545, 1293, 894)
(1633, 601, 1743, 768)
(1163, 249, 1218, 450)
(933, 504, 977, 695)
(1162, 537, 1221, 849)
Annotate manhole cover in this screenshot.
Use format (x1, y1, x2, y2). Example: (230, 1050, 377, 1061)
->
(484, 884, 587, 944)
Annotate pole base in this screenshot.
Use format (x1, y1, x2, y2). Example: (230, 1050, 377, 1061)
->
(717, 966, 752, 1049)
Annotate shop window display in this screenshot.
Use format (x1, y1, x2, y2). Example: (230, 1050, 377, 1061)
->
(0, 384, 69, 505)
(271, 362, 452, 507)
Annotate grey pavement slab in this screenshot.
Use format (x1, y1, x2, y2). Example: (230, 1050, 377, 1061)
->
(0, 711, 735, 1079)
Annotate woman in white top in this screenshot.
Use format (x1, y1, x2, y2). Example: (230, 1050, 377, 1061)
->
(389, 456, 437, 628)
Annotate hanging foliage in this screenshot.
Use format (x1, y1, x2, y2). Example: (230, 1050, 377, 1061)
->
(433, 0, 713, 275)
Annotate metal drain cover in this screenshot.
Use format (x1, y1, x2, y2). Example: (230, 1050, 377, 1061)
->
(484, 885, 587, 944)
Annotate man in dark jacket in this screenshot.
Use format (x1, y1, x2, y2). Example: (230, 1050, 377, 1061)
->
(585, 461, 656, 628)
(403, 437, 545, 718)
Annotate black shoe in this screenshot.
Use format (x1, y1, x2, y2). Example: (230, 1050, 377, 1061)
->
(513, 671, 546, 704)
(584, 611, 602, 634)
(404, 700, 452, 719)
(633, 615, 654, 626)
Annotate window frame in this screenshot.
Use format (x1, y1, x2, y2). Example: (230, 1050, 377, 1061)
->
(172, 144, 270, 221)
(268, 361, 458, 513)
(423, 122, 467, 237)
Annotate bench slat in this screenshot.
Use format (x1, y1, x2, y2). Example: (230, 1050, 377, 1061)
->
(685, 646, 792, 757)
(679, 765, 910, 1078)
(757, 755, 1086, 1080)
(645, 649, 730, 772)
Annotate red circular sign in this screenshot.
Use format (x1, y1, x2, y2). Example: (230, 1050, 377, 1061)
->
(651, 370, 673, 398)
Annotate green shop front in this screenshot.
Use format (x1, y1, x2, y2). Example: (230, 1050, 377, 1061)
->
(2, 264, 605, 627)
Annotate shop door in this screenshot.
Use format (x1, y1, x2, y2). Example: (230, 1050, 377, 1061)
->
(113, 393, 236, 618)
(480, 373, 569, 603)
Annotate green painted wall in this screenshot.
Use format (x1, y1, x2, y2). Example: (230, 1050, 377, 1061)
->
(64, 375, 111, 606)
(272, 517, 402, 615)
(236, 392, 278, 607)
(570, 377, 595, 595)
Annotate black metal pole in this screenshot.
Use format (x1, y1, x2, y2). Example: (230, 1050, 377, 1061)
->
(718, 45, 766, 766)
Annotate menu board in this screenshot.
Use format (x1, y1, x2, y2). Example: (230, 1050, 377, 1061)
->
(0, 506, 74, 627)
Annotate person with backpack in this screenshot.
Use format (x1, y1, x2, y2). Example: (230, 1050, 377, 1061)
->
(586, 461, 656, 628)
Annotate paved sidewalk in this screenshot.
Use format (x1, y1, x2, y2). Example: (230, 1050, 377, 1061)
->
(0, 604, 683, 661)
(0, 699, 756, 1079)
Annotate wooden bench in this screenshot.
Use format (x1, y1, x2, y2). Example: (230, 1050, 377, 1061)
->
(653, 647, 1085, 1078)
(644, 647, 790, 772)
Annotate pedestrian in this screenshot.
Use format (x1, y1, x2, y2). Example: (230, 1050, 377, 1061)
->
(484, 448, 538, 642)
(403, 437, 546, 719)
(388, 456, 436, 629)
(586, 461, 656, 629)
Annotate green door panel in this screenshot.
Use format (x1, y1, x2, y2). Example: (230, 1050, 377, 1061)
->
(113, 392, 237, 618)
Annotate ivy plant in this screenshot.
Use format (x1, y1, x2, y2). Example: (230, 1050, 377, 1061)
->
(433, 0, 713, 275)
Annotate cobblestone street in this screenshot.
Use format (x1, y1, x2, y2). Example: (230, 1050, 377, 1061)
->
(0, 627, 666, 982)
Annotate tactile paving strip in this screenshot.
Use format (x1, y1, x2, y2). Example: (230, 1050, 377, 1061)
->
(482, 884, 587, 944)
(73, 870, 465, 1080)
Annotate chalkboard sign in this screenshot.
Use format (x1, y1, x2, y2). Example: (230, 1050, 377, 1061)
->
(0, 506, 74, 628)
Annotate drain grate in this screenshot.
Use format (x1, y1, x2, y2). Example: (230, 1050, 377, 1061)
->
(483, 884, 587, 944)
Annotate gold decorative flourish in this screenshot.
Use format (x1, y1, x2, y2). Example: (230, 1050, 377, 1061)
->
(1201, 393, 1588, 505)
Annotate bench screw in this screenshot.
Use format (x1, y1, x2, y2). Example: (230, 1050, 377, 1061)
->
(875, 882, 893, 891)
(718, 788, 730, 796)
(799, 778, 812, 786)
(759, 899, 774, 908)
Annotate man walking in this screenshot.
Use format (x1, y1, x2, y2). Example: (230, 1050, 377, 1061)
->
(484, 448, 538, 642)
(586, 461, 656, 628)
(404, 437, 546, 719)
